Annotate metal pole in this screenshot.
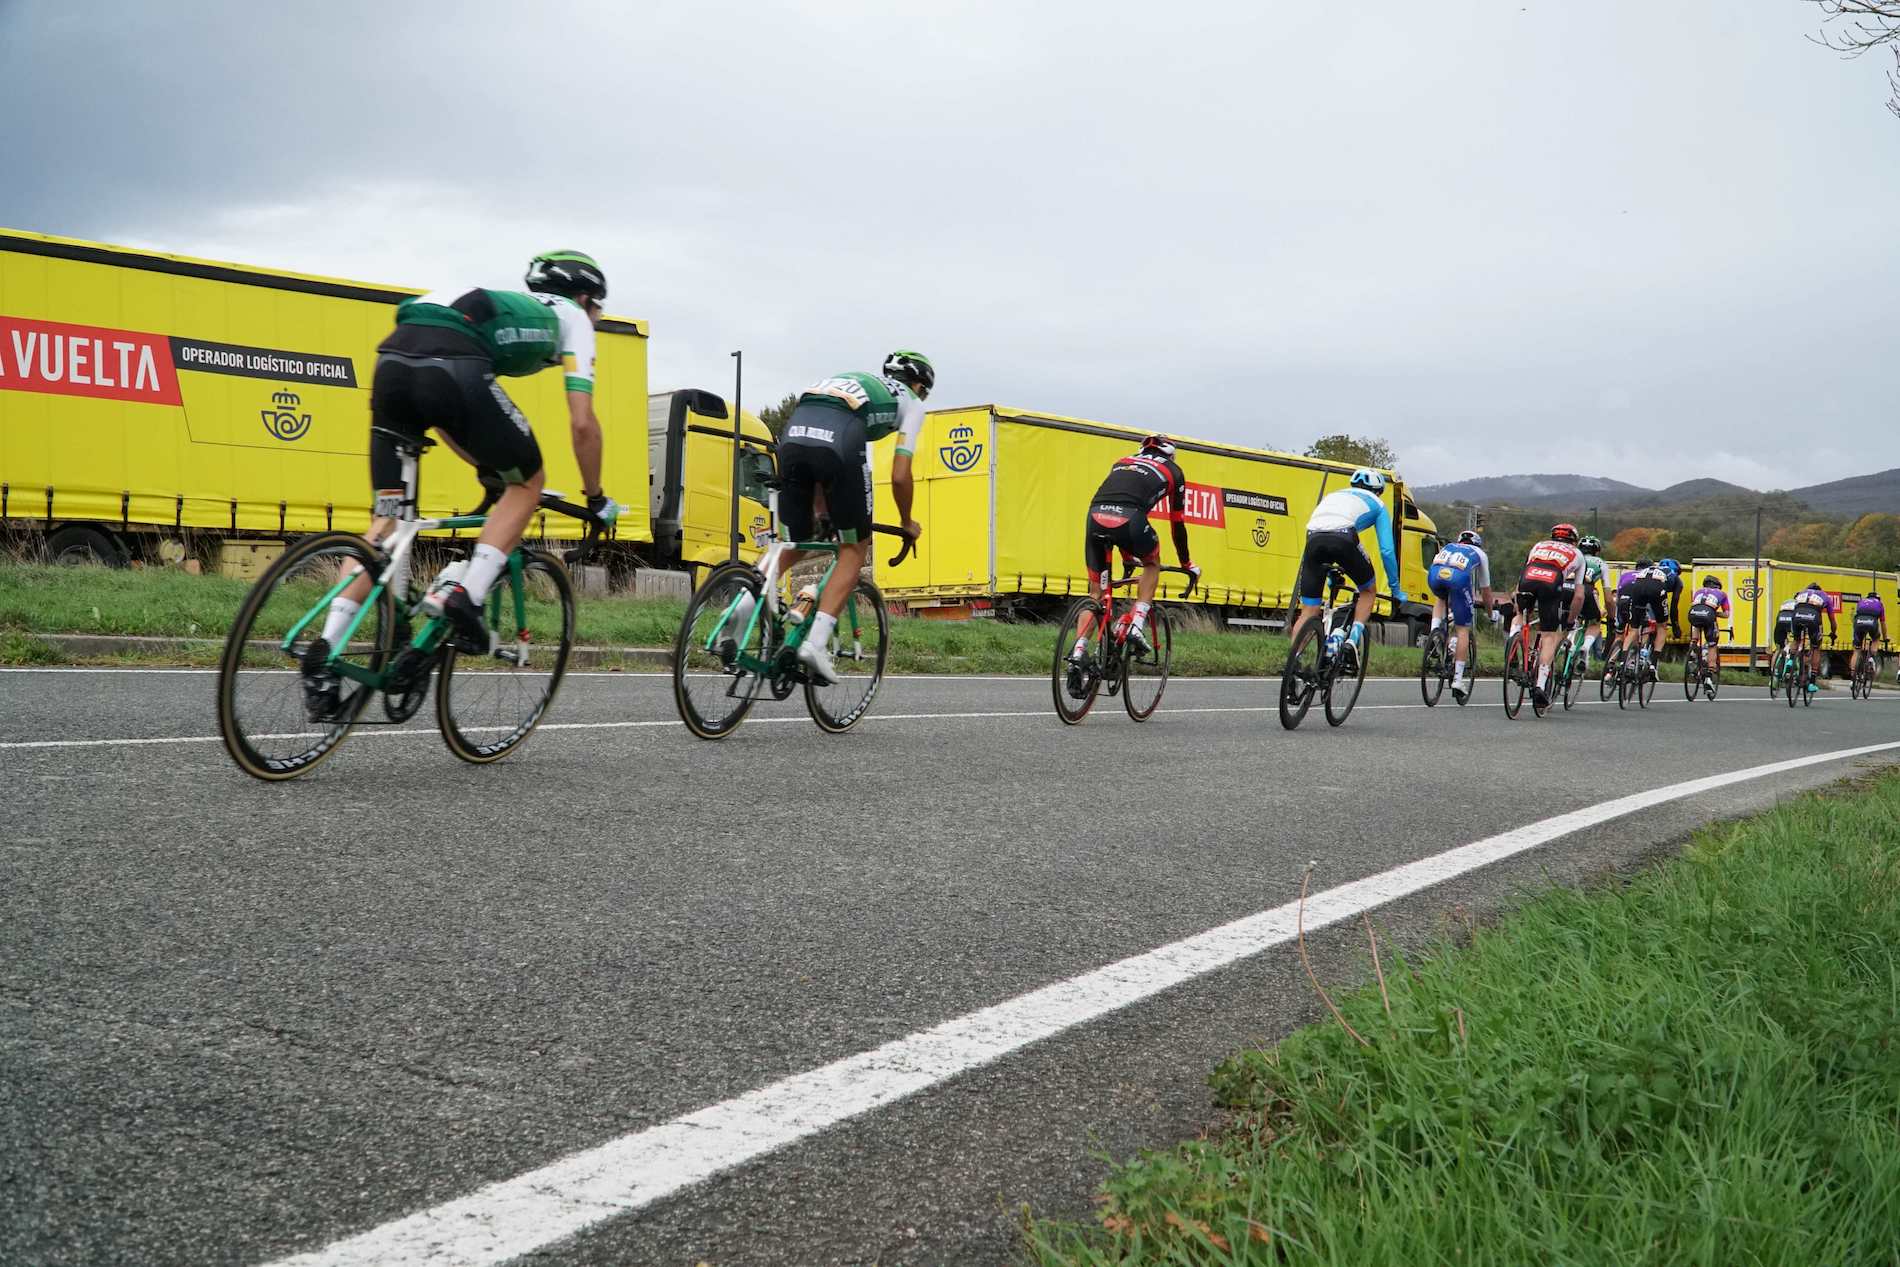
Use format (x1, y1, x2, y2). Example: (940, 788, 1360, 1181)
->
(1590, 506, 1598, 537)
(728, 350, 743, 562)
(1748, 505, 1762, 671)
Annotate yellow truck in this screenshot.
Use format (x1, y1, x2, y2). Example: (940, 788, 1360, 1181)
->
(1691, 558, 1896, 673)
(0, 228, 771, 577)
(871, 405, 1442, 636)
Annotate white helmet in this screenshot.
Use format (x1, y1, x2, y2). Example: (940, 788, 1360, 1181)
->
(1349, 467, 1386, 492)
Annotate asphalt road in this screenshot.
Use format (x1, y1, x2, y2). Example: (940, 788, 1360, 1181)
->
(4, 666, 1897, 1267)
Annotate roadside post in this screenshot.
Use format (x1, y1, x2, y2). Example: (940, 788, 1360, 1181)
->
(729, 350, 744, 562)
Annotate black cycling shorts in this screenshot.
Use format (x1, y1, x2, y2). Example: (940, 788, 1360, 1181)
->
(1855, 616, 1883, 646)
(778, 441, 873, 544)
(1613, 592, 1633, 629)
(1788, 610, 1823, 645)
(1624, 580, 1666, 627)
(1577, 589, 1602, 624)
(1297, 530, 1375, 604)
(1083, 503, 1159, 582)
(369, 343, 542, 493)
(1688, 607, 1720, 637)
(1774, 616, 1793, 648)
(1520, 577, 1567, 630)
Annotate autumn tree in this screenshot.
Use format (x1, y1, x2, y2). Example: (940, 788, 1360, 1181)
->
(1845, 512, 1900, 567)
(1306, 434, 1398, 470)
(1808, 1, 1900, 117)
(1609, 527, 1667, 559)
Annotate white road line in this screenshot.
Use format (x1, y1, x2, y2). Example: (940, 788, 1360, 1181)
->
(5, 693, 1891, 752)
(263, 738, 1900, 1267)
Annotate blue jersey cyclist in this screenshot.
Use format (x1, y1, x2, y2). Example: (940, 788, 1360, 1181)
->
(1286, 468, 1406, 671)
(1426, 529, 1494, 703)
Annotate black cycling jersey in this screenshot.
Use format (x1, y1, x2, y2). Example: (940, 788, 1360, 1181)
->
(1092, 453, 1188, 513)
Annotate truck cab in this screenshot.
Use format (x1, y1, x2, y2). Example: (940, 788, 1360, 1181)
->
(647, 390, 776, 578)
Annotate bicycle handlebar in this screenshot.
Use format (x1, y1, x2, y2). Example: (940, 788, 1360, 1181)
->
(1108, 564, 1199, 596)
(873, 523, 916, 567)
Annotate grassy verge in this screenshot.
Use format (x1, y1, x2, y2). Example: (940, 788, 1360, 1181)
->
(0, 564, 1508, 677)
(1025, 771, 1900, 1266)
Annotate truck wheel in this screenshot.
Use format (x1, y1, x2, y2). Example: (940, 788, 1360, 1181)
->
(44, 525, 128, 567)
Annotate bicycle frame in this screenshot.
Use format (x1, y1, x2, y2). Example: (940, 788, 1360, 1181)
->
(703, 536, 860, 677)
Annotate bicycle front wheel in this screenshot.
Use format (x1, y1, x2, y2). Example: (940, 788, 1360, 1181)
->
(1279, 616, 1322, 730)
(805, 580, 890, 733)
(436, 550, 573, 763)
(674, 564, 768, 740)
(1419, 628, 1446, 707)
(1123, 607, 1172, 721)
(1503, 634, 1528, 719)
(1324, 631, 1369, 727)
(217, 531, 395, 781)
(1052, 598, 1104, 725)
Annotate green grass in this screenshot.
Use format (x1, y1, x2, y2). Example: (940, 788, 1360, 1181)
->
(0, 563, 1511, 677)
(1024, 771, 1900, 1266)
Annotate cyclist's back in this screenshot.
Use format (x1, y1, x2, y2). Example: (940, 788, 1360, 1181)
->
(778, 369, 926, 545)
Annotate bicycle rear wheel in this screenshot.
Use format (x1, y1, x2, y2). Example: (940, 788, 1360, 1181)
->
(1052, 598, 1104, 724)
(804, 580, 890, 732)
(674, 564, 768, 740)
(1324, 629, 1370, 726)
(1123, 607, 1172, 721)
(1419, 628, 1446, 707)
(1600, 646, 1621, 702)
(1502, 633, 1528, 719)
(1279, 616, 1323, 730)
(1683, 648, 1701, 702)
(1788, 650, 1804, 708)
(1562, 641, 1585, 710)
(436, 550, 574, 763)
(217, 532, 395, 781)
(1636, 650, 1656, 709)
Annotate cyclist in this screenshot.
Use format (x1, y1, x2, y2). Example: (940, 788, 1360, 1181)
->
(1571, 534, 1610, 667)
(771, 351, 933, 684)
(1853, 591, 1888, 683)
(1772, 596, 1796, 674)
(1069, 435, 1200, 673)
(1516, 522, 1588, 710)
(1618, 558, 1668, 670)
(1426, 529, 1494, 704)
(1287, 469, 1406, 672)
(1655, 558, 1686, 656)
(1687, 574, 1731, 679)
(1789, 580, 1838, 697)
(302, 250, 617, 719)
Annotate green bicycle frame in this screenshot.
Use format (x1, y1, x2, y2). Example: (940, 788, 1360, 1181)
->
(703, 541, 866, 675)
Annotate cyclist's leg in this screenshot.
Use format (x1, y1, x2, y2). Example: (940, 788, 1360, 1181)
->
(1076, 517, 1114, 649)
(812, 443, 871, 619)
(438, 361, 544, 606)
(1447, 580, 1474, 688)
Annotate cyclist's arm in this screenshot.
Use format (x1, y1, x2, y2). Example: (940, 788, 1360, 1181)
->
(890, 394, 926, 536)
(1166, 463, 1190, 565)
(558, 304, 604, 497)
(1370, 503, 1401, 598)
(567, 391, 603, 498)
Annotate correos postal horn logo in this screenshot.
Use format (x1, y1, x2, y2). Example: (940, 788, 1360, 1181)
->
(939, 424, 983, 473)
(261, 389, 313, 442)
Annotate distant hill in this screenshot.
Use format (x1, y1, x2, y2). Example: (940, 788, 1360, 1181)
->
(1788, 469, 1900, 519)
(1413, 474, 1648, 504)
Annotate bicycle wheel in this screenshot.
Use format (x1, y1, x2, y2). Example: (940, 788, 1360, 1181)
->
(805, 579, 890, 732)
(1788, 650, 1804, 709)
(1800, 654, 1815, 707)
(1502, 633, 1527, 719)
(1637, 654, 1656, 709)
(1600, 646, 1621, 702)
(436, 550, 573, 763)
(1324, 628, 1370, 726)
(674, 564, 768, 740)
(1618, 650, 1634, 710)
(1051, 599, 1103, 724)
(1562, 641, 1585, 710)
(1279, 617, 1323, 730)
(1123, 606, 1172, 721)
(218, 532, 395, 781)
(1683, 648, 1701, 702)
(1768, 650, 1783, 699)
(1419, 627, 1446, 707)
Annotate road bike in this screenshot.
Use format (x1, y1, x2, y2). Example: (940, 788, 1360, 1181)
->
(216, 430, 608, 780)
(1850, 641, 1887, 700)
(1052, 565, 1196, 724)
(1618, 630, 1658, 711)
(1501, 613, 1555, 720)
(672, 514, 913, 740)
(1418, 620, 1454, 706)
(1768, 644, 1793, 699)
(1786, 626, 1818, 709)
(1681, 626, 1728, 702)
(1599, 639, 1628, 703)
(1280, 567, 1376, 730)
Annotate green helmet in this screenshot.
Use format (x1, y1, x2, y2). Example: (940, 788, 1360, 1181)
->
(883, 349, 935, 397)
(525, 250, 607, 303)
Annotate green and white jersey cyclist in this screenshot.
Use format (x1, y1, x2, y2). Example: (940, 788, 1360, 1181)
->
(770, 351, 935, 685)
(299, 250, 617, 719)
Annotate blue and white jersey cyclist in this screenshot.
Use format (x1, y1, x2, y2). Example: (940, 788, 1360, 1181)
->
(1286, 468, 1406, 670)
(1427, 529, 1494, 702)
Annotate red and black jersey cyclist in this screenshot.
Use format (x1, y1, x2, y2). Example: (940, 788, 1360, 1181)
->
(1069, 435, 1201, 667)
(1515, 522, 1589, 710)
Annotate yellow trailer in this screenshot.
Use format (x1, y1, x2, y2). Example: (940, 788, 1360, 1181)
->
(1693, 558, 1897, 672)
(871, 405, 1441, 633)
(0, 228, 770, 575)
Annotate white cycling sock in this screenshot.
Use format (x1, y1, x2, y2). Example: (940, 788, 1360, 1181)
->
(1584, 633, 1598, 656)
(320, 598, 361, 647)
(1431, 615, 1444, 631)
(1131, 600, 1152, 630)
(1452, 658, 1466, 683)
(1537, 664, 1550, 689)
(809, 610, 838, 647)
(1071, 636, 1087, 658)
(461, 544, 508, 604)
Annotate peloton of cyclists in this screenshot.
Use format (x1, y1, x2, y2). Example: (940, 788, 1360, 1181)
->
(1426, 529, 1495, 704)
(1286, 469, 1406, 673)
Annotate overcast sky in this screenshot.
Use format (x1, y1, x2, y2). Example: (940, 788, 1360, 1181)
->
(3, 0, 1894, 489)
